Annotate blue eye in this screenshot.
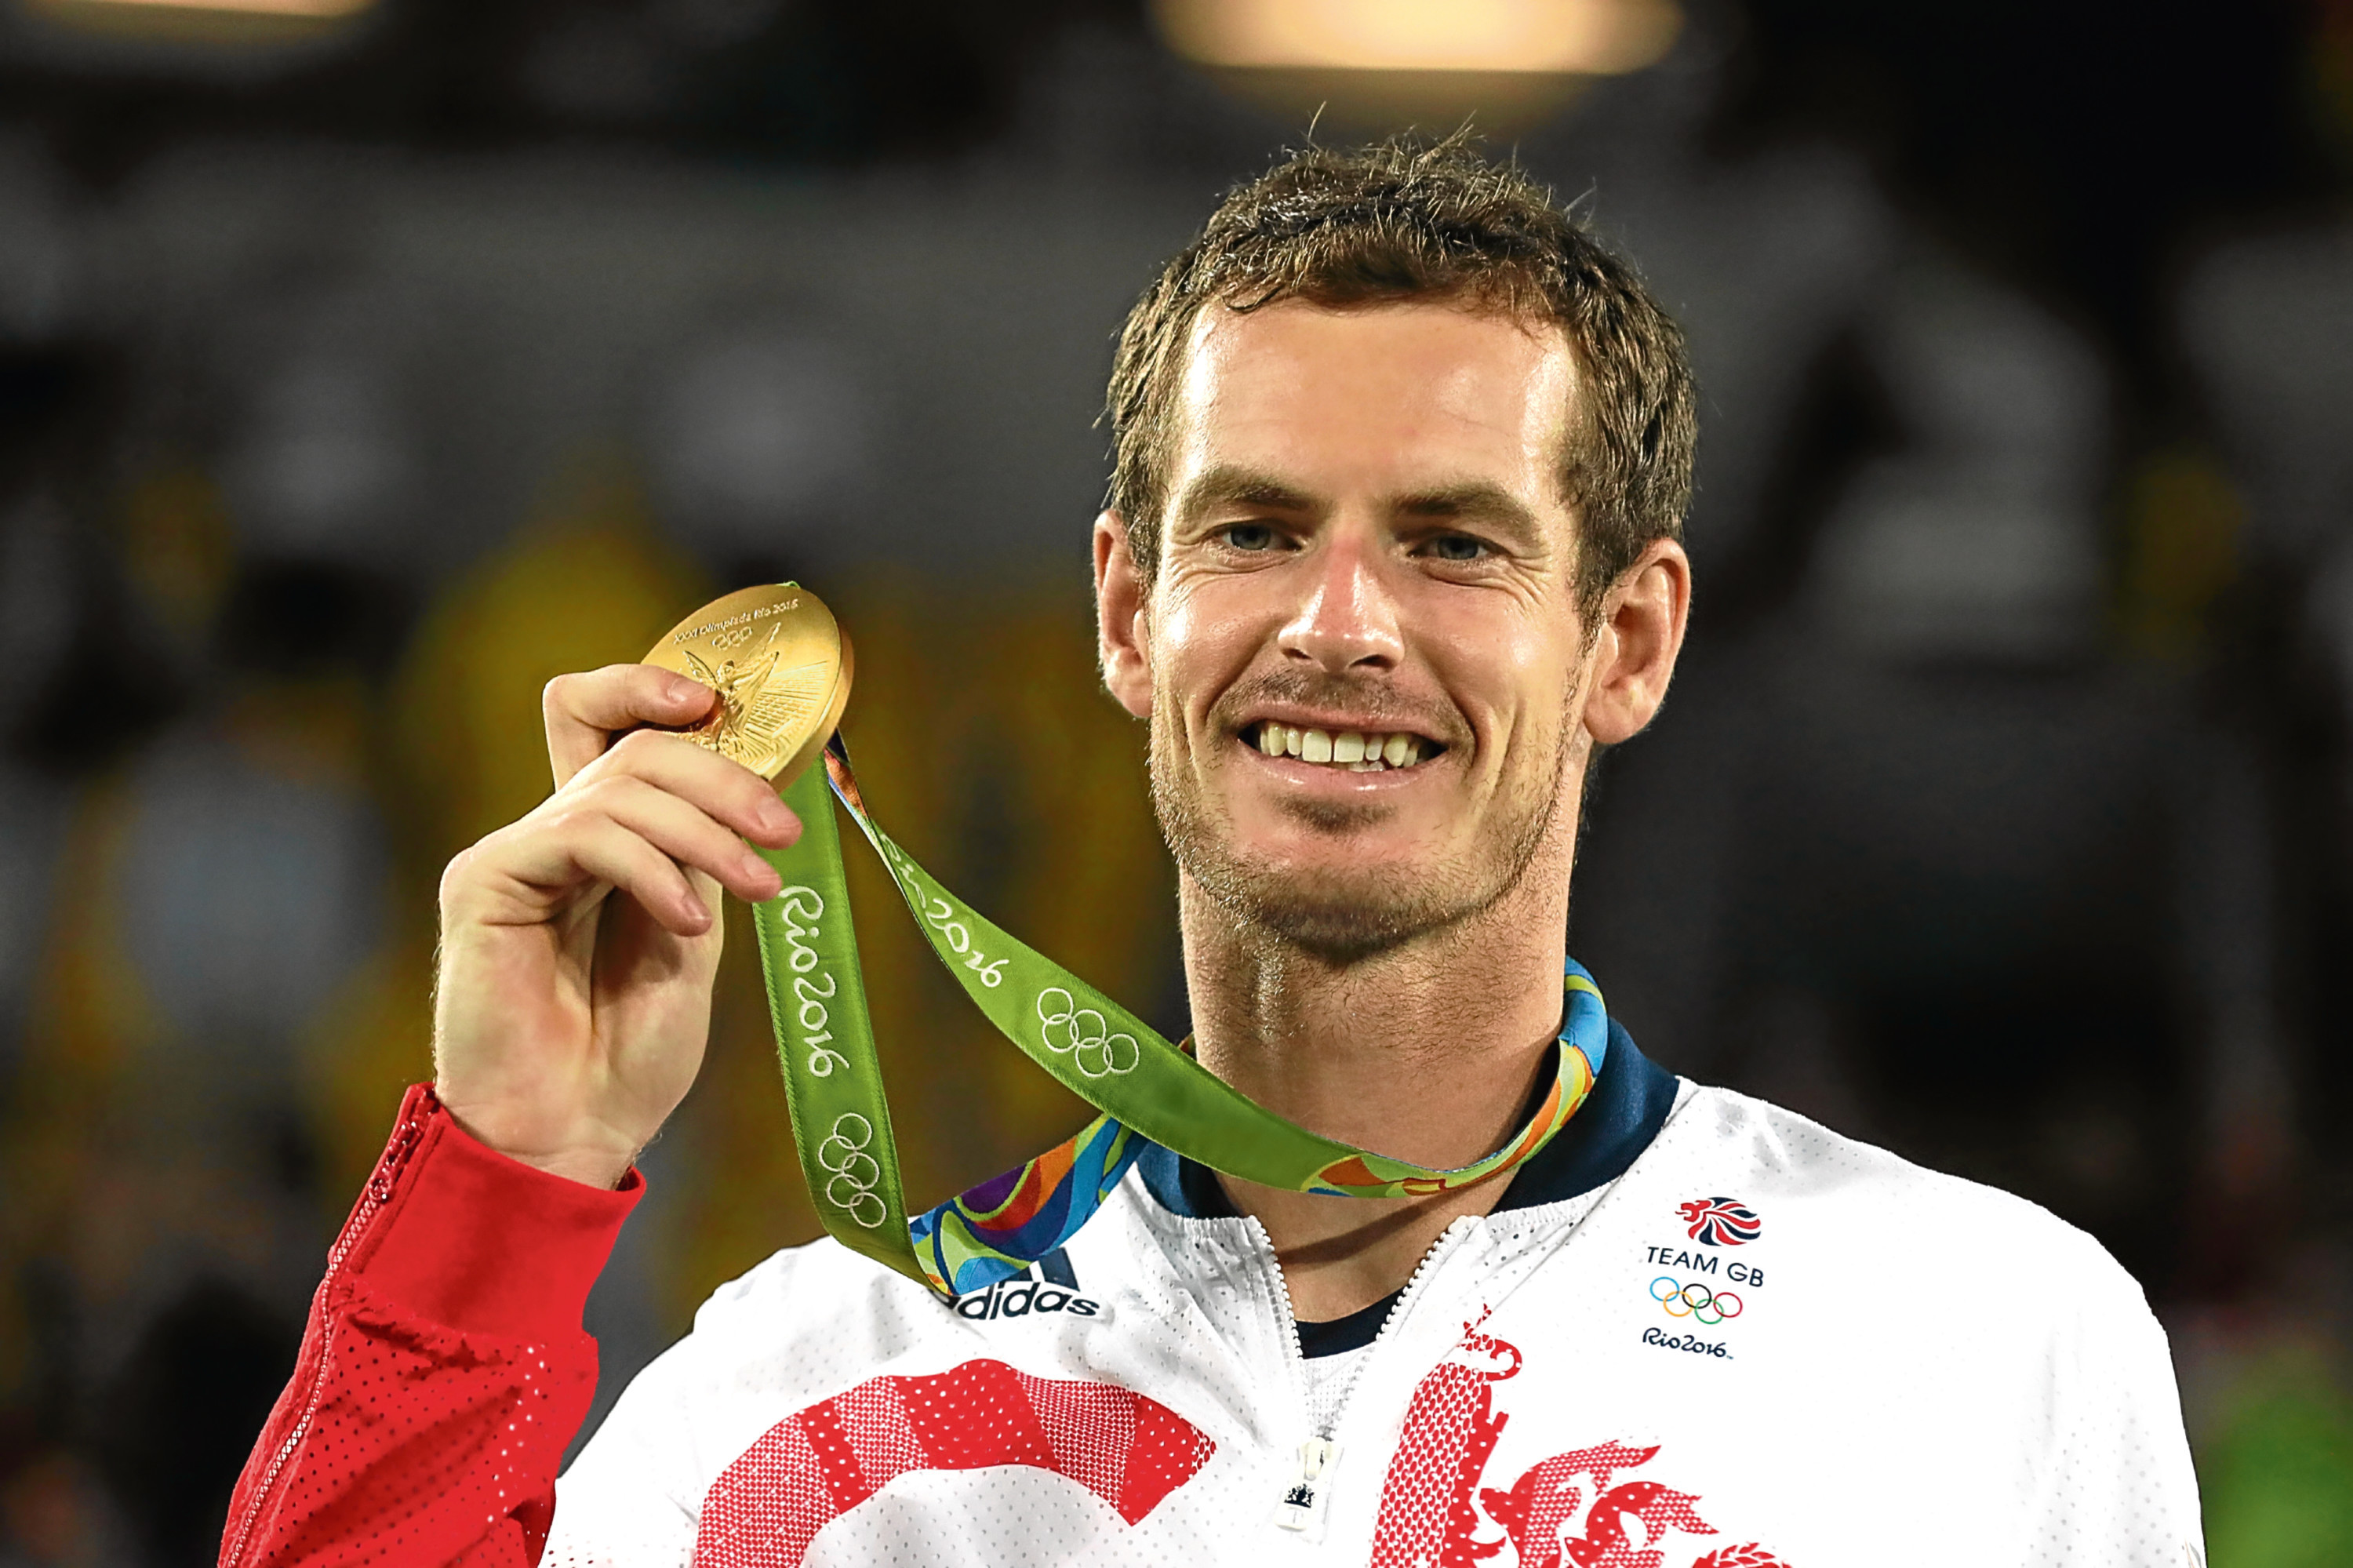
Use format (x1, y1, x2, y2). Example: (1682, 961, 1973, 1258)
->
(1224, 523, 1278, 551)
(1429, 534, 1486, 562)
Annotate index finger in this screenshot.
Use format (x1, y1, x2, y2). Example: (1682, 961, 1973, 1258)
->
(543, 664, 717, 788)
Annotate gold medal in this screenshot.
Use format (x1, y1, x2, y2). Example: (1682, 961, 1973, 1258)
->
(642, 584, 853, 788)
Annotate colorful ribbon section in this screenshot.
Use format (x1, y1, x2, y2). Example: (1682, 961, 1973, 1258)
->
(752, 740, 1610, 1298)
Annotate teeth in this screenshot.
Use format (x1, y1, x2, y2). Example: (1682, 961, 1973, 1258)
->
(1253, 725, 1430, 771)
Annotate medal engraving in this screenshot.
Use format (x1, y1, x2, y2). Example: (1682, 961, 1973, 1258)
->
(642, 584, 853, 788)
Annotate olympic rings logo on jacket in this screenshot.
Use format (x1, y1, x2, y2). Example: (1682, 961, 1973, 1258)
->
(1650, 1275, 1743, 1326)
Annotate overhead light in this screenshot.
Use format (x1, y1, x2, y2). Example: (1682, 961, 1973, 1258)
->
(21, 0, 377, 47)
(1153, 0, 1682, 77)
(38, 0, 372, 13)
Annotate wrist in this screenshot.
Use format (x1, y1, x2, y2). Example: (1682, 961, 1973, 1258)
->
(435, 1093, 640, 1191)
(501, 1145, 639, 1190)
(358, 1084, 643, 1341)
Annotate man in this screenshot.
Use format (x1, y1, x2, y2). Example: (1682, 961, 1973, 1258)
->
(222, 137, 2202, 1566)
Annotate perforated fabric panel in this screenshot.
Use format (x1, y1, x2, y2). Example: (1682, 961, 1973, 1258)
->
(219, 1085, 626, 1568)
(229, 1079, 2206, 1566)
(227, 1281, 591, 1567)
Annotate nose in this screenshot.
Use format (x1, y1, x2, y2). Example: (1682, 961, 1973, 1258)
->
(1276, 526, 1402, 675)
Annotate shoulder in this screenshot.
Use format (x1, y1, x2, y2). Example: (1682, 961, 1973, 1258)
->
(1655, 1082, 2148, 1312)
(558, 1235, 945, 1518)
(1604, 1088, 2201, 1550)
(684, 1232, 940, 1355)
(570, 1235, 951, 1482)
(598, 1233, 953, 1425)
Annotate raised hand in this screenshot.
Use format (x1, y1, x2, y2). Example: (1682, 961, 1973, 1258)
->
(431, 664, 801, 1188)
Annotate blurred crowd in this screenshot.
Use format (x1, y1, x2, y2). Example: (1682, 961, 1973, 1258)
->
(2, 1, 2351, 1562)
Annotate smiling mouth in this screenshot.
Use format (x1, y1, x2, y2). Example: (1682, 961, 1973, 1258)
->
(1242, 721, 1446, 773)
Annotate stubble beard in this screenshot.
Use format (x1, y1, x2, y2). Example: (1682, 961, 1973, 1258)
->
(1147, 692, 1572, 967)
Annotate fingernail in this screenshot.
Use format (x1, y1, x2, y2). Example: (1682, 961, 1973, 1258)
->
(746, 855, 782, 896)
(668, 675, 707, 704)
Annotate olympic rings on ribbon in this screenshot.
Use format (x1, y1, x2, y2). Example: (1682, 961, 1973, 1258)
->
(816, 1111, 887, 1229)
(1035, 988, 1140, 1079)
(1649, 1275, 1743, 1326)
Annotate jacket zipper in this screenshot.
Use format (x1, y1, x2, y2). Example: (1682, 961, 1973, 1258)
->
(1259, 1217, 1470, 1539)
(222, 1104, 424, 1565)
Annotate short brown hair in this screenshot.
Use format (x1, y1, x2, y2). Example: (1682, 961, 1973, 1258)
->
(1104, 132, 1696, 620)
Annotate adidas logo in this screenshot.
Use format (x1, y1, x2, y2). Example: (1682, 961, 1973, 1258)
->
(950, 1249, 1108, 1322)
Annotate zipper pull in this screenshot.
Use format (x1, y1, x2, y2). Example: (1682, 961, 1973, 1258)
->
(1272, 1436, 1341, 1536)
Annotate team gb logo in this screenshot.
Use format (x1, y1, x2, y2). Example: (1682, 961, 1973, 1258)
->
(1678, 1197, 1762, 1246)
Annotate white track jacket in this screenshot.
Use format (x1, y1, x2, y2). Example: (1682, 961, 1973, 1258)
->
(537, 1030, 2205, 1568)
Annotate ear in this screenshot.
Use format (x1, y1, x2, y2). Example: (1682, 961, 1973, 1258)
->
(1094, 511, 1155, 719)
(1580, 538, 1691, 746)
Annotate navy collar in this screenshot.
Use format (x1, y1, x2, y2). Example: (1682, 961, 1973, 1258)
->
(1137, 1016, 1678, 1221)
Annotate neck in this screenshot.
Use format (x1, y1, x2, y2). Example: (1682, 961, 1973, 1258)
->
(1179, 833, 1577, 1322)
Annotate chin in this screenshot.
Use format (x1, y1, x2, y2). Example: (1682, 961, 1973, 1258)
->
(1224, 879, 1454, 963)
(1187, 844, 1487, 963)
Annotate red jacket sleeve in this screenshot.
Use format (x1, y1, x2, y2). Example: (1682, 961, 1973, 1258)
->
(219, 1085, 642, 1568)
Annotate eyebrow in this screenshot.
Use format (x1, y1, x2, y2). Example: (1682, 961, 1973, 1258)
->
(1391, 482, 1545, 548)
(1172, 466, 1551, 553)
(1172, 464, 1322, 526)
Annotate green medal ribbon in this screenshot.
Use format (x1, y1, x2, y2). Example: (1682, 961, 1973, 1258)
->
(753, 740, 1609, 1298)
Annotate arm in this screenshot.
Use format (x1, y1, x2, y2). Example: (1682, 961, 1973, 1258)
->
(221, 664, 799, 1566)
(220, 1086, 639, 1568)
(2032, 1242, 2206, 1566)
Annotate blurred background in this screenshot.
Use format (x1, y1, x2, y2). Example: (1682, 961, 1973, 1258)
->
(0, 0, 2348, 1559)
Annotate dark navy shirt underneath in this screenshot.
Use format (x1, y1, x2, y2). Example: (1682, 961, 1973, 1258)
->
(1136, 1018, 1678, 1356)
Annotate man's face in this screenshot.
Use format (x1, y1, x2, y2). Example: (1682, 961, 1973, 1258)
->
(1120, 300, 1595, 961)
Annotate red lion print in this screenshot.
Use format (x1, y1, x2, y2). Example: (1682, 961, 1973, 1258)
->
(1675, 1197, 1763, 1246)
(1481, 1443, 1714, 1566)
(1367, 1322, 1525, 1568)
(1369, 1326, 1788, 1568)
(694, 1359, 1212, 1564)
